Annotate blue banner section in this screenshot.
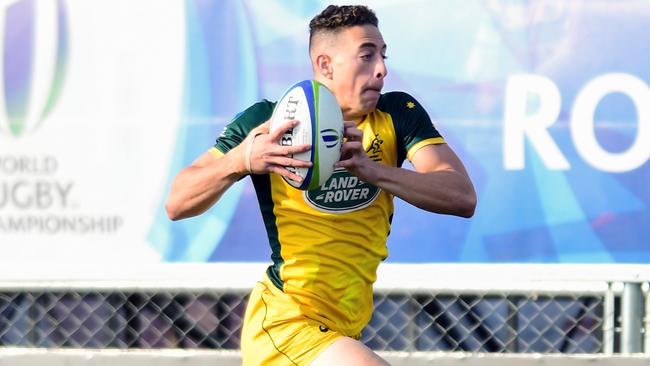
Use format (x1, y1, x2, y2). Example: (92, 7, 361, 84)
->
(151, 0, 650, 263)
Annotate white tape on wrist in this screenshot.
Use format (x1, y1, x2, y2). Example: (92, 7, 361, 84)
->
(245, 133, 263, 174)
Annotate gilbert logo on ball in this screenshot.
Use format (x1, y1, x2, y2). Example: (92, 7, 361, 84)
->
(270, 80, 343, 190)
(0, 0, 69, 137)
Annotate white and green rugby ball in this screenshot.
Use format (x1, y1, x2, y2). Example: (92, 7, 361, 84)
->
(270, 80, 344, 190)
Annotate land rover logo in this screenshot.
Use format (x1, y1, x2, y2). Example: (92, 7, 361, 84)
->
(304, 169, 380, 213)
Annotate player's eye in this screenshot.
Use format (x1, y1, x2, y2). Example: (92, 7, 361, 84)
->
(360, 54, 371, 61)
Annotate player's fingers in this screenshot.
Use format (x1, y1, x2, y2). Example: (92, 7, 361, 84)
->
(344, 126, 363, 142)
(266, 156, 313, 168)
(334, 159, 352, 169)
(268, 165, 304, 182)
(339, 141, 364, 156)
(269, 119, 299, 142)
(277, 144, 311, 155)
(343, 121, 362, 137)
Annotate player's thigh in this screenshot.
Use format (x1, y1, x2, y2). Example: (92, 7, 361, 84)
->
(309, 336, 391, 366)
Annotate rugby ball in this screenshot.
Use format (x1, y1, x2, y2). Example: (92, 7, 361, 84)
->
(269, 80, 344, 190)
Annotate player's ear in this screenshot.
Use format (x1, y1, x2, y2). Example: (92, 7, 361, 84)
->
(316, 54, 333, 80)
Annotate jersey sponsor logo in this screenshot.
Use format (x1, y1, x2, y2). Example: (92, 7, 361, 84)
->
(303, 168, 380, 213)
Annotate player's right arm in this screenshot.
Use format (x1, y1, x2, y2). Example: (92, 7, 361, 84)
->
(165, 119, 311, 221)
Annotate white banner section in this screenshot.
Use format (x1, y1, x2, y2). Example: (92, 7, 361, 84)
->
(0, 1, 185, 264)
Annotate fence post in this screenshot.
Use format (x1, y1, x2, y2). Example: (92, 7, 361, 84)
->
(643, 283, 650, 355)
(621, 282, 643, 353)
(603, 282, 615, 354)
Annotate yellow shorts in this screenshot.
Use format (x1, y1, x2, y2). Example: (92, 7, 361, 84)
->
(240, 274, 344, 365)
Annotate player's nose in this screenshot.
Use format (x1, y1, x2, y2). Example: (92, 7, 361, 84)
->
(375, 58, 387, 79)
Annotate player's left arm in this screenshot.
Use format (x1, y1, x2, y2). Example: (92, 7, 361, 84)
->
(398, 143, 476, 217)
(336, 124, 476, 217)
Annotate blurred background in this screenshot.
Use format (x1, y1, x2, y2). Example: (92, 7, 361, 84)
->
(2, 0, 649, 265)
(1, 0, 649, 364)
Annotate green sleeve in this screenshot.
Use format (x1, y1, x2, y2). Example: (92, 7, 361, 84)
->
(213, 100, 275, 154)
(377, 92, 444, 165)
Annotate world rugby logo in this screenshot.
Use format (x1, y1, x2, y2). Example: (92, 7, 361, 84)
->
(0, 0, 68, 137)
(320, 128, 340, 148)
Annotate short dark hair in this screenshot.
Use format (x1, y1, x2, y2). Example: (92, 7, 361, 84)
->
(309, 5, 378, 49)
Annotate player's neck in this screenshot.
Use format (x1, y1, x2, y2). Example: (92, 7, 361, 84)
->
(343, 111, 367, 125)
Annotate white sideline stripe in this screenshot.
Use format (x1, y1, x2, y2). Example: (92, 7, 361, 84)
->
(0, 349, 648, 366)
(0, 263, 647, 292)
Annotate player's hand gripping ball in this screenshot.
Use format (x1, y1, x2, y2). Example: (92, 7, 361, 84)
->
(269, 80, 344, 190)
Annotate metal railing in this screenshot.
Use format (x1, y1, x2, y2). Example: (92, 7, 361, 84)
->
(0, 263, 647, 354)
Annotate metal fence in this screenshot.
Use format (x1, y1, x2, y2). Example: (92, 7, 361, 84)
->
(0, 264, 647, 354)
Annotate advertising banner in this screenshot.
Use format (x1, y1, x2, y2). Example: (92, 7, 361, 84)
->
(2, 0, 649, 265)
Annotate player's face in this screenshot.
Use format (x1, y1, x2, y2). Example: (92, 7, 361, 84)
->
(329, 25, 388, 120)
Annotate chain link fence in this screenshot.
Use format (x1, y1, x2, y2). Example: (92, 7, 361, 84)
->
(0, 288, 607, 353)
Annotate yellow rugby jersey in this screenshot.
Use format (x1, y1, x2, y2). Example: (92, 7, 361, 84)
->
(212, 91, 444, 336)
